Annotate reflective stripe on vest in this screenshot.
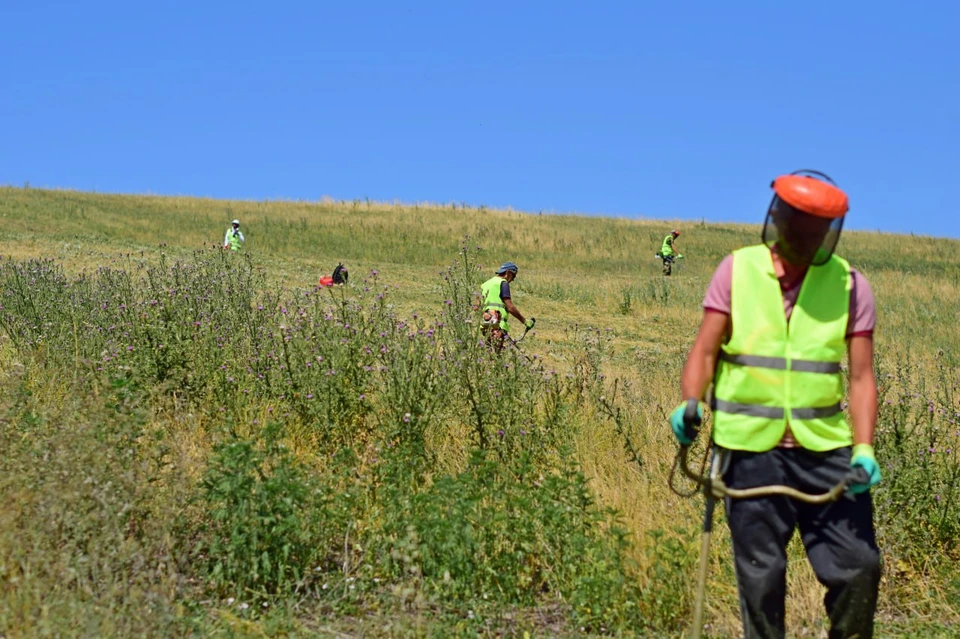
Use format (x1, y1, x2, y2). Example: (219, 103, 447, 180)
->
(711, 244, 852, 452)
(717, 352, 842, 374)
(711, 399, 842, 420)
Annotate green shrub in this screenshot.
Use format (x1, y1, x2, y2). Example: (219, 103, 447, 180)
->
(194, 423, 354, 598)
(376, 450, 641, 632)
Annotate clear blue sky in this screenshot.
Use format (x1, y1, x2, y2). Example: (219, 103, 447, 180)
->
(3, 1, 958, 236)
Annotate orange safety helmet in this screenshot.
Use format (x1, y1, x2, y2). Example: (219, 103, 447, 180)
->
(762, 170, 849, 267)
(771, 172, 848, 219)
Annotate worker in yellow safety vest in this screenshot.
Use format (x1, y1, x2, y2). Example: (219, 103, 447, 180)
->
(659, 230, 683, 275)
(479, 262, 535, 351)
(223, 219, 245, 251)
(671, 170, 881, 639)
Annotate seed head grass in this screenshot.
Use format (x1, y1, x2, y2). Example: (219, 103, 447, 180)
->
(0, 185, 958, 636)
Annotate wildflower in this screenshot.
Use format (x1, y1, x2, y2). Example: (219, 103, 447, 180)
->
(239, 602, 249, 610)
(403, 413, 411, 423)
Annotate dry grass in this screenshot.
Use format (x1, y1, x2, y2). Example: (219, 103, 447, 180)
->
(1, 185, 958, 636)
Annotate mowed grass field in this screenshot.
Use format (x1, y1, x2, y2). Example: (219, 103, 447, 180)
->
(0, 186, 957, 637)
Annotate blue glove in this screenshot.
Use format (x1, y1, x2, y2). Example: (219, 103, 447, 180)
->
(849, 443, 882, 494)
(670, 399, 702, 445)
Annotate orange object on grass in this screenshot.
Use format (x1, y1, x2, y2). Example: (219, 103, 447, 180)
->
(319, 276, 334, 287)
(772, 174, 849, 219)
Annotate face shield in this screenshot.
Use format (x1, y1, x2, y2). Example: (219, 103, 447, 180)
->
(761, 170, 848, 267)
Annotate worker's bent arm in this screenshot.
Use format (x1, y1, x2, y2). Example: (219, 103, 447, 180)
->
(503, 298, 525, 324)
(681, 310, 729, 401)
(847, 334, 878, 446)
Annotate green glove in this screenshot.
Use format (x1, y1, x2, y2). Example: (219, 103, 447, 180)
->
(669, 399, 702, 445)
(524, 318, 536, 330)
(849, 443, 882, 494)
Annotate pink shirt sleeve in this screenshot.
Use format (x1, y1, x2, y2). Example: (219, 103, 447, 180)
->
(702, 255, 734, 314)
(847, 269, 876, 337)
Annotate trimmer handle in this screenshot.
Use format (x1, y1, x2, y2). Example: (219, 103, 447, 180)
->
(683, 398, 702, 443)
(845, 467, 870, 488)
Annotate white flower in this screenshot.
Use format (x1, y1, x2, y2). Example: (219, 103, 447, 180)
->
(239, 602, 249, 610)
(226, 597, 235, 605)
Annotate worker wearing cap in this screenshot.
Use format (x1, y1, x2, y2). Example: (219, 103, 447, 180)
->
(479, 262, 535, 350)
(224, 219, 245, 251)
(660, 230, 682, 275)
(670, 171, 881, 638)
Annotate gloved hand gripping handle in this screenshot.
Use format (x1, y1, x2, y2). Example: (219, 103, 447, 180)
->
(682, 397, 702, 444)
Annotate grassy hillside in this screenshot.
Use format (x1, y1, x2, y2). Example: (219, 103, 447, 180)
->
(0, 186, 957, 637)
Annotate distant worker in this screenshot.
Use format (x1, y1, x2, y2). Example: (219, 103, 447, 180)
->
(671, 170, 881, 638)
(479, 262, 535, 351)
(223, 219, 245, 251)
(658, 230, 683, 275)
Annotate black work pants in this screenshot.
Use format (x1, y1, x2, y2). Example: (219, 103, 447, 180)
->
(723, 447, 881, 639)
(662, 256, 674, 276)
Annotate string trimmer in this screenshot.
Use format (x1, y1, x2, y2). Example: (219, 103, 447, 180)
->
(670, 399, 869, 639)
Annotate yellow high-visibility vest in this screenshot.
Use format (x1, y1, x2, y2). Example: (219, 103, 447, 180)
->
(712, 245, 852, 452)
(480, 276, 509, 331)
